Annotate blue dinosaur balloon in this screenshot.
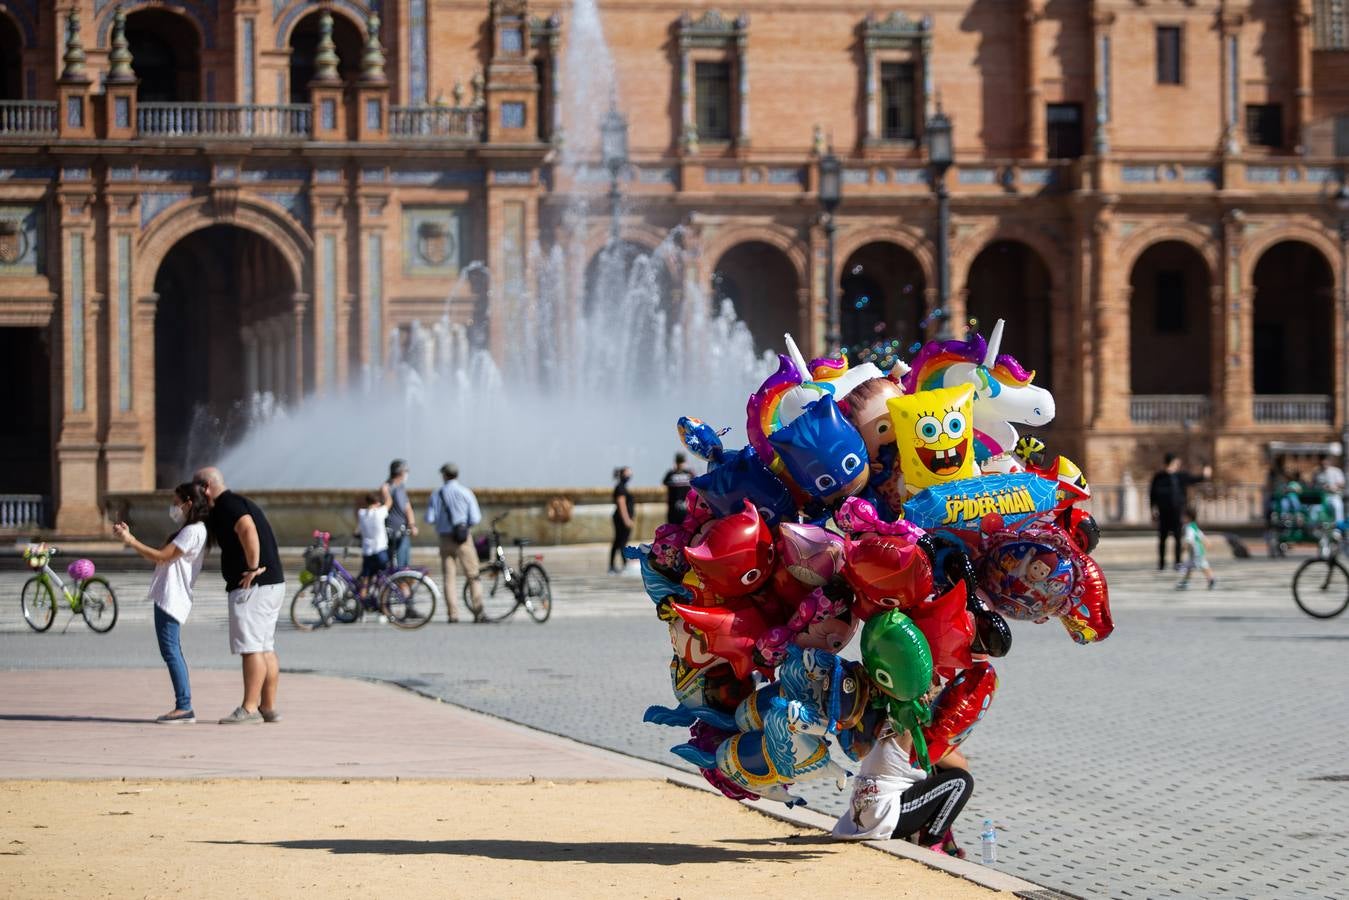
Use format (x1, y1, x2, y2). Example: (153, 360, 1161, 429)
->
(768, 396, 869, 504)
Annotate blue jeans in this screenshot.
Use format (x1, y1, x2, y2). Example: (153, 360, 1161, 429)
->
(153, 605, 191, 711)
(392, 531, 412, 568)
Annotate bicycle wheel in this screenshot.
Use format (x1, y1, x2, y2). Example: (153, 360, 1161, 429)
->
(290, 578, 338, 631)
(79, 577, 119, 633)
(521, 564, 552, 623)
(470, 564, 517, 622)
(1292, 558, 1349, 619)
(20, 576, 55, 633)
(380, 570, 438, 630)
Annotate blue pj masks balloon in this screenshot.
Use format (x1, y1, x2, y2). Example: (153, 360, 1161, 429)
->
(768, 396, 869, 504)
(691, 445, 797, 523)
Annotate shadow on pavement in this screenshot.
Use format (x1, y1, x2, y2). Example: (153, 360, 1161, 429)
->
(201, 838, 829, 864)
(0, 713, 151, 725)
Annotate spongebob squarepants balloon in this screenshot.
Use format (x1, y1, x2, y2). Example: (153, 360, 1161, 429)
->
(888, 384, 977, 496)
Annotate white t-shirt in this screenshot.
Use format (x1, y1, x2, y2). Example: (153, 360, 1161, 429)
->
(358, 506, 390, 555)
(831, 732, 926, 840)
(147, 522, 207, 625)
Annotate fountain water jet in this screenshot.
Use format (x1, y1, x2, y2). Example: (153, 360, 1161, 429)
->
(210, 0, 776, 490)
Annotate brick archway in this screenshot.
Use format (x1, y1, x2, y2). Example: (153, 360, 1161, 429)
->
(699, 223, 808, 290)
(1117, 226, 1220, 287)
(136, 196, 312, 302)
(1239, 222, 1342, 291)
(834, 225, 935, 290)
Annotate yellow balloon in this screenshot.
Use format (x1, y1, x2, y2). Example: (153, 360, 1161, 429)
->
(888, 384, 977, 495)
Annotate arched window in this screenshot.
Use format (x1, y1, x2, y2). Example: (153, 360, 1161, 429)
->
(126, 9, 201, 102)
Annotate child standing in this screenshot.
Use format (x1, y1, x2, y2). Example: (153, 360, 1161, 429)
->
(1177, 506, 1216, 590)
(356, 490, 392, 593)
(112, 482, 210, 723)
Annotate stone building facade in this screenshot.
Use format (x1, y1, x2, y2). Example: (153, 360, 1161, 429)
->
(1, 0, 1348, 533)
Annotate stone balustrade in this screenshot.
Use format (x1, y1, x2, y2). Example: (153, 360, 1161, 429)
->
(0, 101, 58, 136)
(387, 105, 482, 141)
(137, 103, 312, 139)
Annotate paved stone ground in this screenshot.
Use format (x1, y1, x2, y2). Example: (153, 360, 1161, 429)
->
(3, 550, 1348, 898)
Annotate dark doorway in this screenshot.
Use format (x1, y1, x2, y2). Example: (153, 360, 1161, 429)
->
(1252, 241, 1333, 395)
(1128, 241, 1212, 395)
(712, 241, 801, 353)
(0, 327, 52, 507)
(153, 226, 298, 485)
(838, 242, 926, 367)
(126, 9, 200, 102)
(965, 241, 1054, 391)
(288, 11, 363, 102)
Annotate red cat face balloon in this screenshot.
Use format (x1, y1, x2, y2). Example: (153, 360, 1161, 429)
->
(842, 533, 934, 618)
(684, 500, 775, 598)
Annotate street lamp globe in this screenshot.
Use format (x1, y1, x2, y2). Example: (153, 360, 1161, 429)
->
(926, 109, 954, 174)
(819, 151, 843, 214)
(601, 103, 629, 178)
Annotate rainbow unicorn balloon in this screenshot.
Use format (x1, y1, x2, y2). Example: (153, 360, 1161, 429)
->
(902, 319, 1054, 467)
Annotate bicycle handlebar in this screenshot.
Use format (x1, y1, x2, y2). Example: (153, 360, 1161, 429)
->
(491, 512, 509, 527)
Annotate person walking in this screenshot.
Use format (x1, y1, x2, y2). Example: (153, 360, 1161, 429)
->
(1176, 506, 1216, 591)
(193, 467, 285, 725)
(610, 466, 635, 574)
(380, 459, 417, 567)
(427, 463, 483, 623)
(112, 482, 210, 724)
(1149, 453, 1211, 571)
(662, 452, 694, 526)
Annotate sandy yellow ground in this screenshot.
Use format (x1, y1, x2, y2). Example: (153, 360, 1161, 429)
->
(0, 779, 1003, 899)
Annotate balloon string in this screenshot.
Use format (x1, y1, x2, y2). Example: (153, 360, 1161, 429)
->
(827, 656, 842, 734)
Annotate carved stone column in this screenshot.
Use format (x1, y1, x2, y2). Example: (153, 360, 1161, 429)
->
(1218, 210, 1253, 427)
(1092, 209, 1129, 427)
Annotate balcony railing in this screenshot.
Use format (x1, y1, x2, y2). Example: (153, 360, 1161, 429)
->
(0, 100, 57, 136)
(1130, 394, 1212, 425)
(388, 105, 482, 141)
(0, 494, 48, 529)
(1254, 395, 1333, 424)
(137, 103, 311, 138)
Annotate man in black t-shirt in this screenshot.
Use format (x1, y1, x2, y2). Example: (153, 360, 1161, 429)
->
(662, 453, 694, 525)
(195, 467, 286, 725)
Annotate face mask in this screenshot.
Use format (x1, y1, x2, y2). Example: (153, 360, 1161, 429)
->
(168, 504, 186, 526)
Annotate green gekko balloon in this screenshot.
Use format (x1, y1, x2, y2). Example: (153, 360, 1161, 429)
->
(860, 609, 933, 702)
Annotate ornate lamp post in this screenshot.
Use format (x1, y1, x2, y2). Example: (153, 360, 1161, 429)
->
(819, 150, 843, 353)
(600, 100, 629, 246)
(925, 107, 955, 340)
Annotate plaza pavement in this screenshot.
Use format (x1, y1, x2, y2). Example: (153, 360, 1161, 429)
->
(3, 534, 1348, 897)
(0, 668, 1026, 898)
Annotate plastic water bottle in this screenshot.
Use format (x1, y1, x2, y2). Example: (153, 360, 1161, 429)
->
(980, 819, 998, 865)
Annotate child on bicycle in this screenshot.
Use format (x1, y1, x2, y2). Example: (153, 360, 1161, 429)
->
(356, 490, 392, 595)
(1177, 506, 1216, 590)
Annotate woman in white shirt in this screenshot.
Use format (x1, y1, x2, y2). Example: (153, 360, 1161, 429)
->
(113, 482, 210, 724)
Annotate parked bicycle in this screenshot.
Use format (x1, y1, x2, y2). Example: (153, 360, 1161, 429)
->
(290, 530, 441, 631)
(468, 513, 552, 623)
(1291, 522, 1349, 619)
(20, 544, 119, 633)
